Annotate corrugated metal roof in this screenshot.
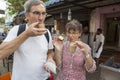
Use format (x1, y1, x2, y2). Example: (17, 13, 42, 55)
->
(46, 0, 120, 14)
(45, 0, 63, 6)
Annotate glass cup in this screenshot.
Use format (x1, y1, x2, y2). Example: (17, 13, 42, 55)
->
(69, 42, 77, 53)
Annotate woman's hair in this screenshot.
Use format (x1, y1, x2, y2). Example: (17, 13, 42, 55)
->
(24, 0, 46, 13)
(65, 19, 82, 32)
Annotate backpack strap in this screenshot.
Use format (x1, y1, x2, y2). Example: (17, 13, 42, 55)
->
(17, 23, 49, 43)
(17, 23, 26, 36)
(44, 31, 49, 43)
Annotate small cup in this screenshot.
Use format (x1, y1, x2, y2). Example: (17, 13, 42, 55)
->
(69, 42, 77, 53)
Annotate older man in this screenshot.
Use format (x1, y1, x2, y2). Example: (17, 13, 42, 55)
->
(0, 0, 55, 80)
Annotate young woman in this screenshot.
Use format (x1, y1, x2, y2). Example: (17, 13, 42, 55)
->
(53, 19, 96, 80)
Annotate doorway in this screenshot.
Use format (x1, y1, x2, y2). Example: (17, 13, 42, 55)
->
(105, 17, 120, 47)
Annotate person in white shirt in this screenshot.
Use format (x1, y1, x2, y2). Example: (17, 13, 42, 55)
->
(0, 0, 55, 80)
(93, 28, 105, 68)
(81, 26, 90, 45)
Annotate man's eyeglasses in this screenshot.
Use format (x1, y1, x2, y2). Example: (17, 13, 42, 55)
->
(30, 11, 47, 16)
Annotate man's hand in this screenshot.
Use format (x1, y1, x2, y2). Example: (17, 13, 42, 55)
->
(44, 59, 56, 73)
(25, 22, 47, 37)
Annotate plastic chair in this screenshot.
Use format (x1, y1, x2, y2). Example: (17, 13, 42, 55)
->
(0, 72, 11, 80)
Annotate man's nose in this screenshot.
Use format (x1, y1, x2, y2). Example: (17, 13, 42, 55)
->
(38, 15, 44, 20)
(38, 14, 43, 19)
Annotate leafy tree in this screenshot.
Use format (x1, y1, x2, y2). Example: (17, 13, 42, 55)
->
(0, 17, 5, 24)
(5, 0, 26, 15)
(5, 0, 49, 15)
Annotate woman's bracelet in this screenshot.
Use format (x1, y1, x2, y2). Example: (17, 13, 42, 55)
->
(85, 53, 91, 58)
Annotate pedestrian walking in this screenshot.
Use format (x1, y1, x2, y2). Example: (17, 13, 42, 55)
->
(93, 28, 105, 68)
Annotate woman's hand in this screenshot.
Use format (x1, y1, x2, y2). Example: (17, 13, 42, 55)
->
(53, 36, 64, 51)
(75, 41, 91, 55)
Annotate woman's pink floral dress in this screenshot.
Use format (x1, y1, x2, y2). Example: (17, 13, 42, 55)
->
(56, 41, 96, 80)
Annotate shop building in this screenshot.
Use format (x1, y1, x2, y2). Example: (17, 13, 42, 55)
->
(45, 0, 120, 62)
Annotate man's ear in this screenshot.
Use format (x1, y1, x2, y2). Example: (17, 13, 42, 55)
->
(24, 13, 29, 21)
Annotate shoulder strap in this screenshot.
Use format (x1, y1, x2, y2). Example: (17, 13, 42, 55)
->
(17, 24, 26, 36)
(44, 31, 49, 43)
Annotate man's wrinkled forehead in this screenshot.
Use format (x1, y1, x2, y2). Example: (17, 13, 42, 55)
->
(30, 4, 46, 12)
